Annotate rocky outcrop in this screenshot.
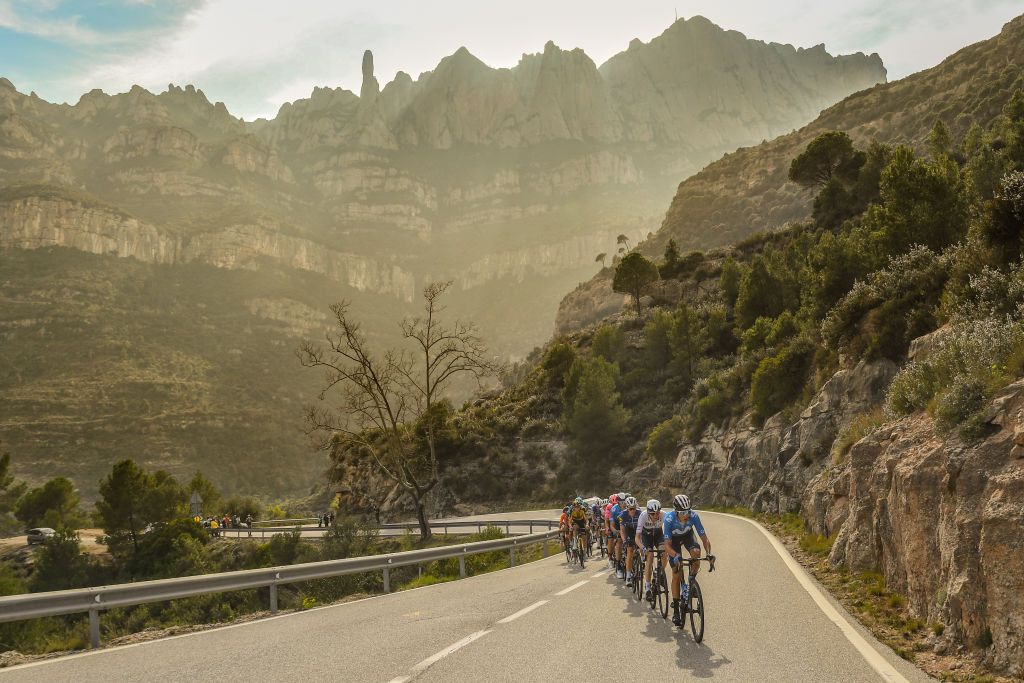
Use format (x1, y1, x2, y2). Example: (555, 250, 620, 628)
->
(0, 196, 416, 300)
(646, 359, 896, 510)
(804, 382, 1024, 676)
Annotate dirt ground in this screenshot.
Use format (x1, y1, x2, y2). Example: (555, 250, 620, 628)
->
(0, 528, 107, 554)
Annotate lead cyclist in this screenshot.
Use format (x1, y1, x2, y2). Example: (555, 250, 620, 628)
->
(663, 494, 713, 627)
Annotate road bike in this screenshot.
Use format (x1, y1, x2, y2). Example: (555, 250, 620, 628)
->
(571, 530, 587, 569)
(680, 555, 715, 643)
(647, 544, 670, 619)
(562, 530, 572, 564)
(595, 526, 607, 558)
(630, 542, 646, 600)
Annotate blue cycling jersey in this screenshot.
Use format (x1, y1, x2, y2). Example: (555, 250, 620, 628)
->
(619, 509, 641, 532)
(662, 509, 706, 538)
(610, 504, 623, 528)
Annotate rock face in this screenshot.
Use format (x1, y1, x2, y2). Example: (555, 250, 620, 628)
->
(804, 383, 1024, 676)
(643, 359, 897, 509)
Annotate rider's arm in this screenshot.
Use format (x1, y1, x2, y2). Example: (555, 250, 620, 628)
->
(691, 513, 711, 556)
(700, 533, 712, 557)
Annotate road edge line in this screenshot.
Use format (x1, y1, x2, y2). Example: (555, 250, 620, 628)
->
(712, 512, 909, 683)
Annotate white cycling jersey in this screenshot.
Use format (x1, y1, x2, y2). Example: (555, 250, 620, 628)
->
(636, 509, 664, 532)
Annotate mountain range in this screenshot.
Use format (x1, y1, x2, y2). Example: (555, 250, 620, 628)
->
(0, 16, 885, 497)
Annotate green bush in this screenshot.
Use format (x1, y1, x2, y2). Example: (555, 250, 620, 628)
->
(886, 318, 1024, 437)
(750, 338, 815, 423)
(646, 416, 686, 464)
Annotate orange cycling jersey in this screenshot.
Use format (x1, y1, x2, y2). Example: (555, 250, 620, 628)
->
(559, 512, 570, 527)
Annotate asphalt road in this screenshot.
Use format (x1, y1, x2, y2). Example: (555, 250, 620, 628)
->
(0, 510, 930, 682)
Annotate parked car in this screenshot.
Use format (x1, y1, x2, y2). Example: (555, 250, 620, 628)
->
(25, 528, 55, 545)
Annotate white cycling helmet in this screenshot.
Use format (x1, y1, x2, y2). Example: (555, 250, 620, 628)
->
(617, 491, 627, 502)
(646, 499, 661, 513)
(624, 496, 638, 509)
(672, 494, 691, 511)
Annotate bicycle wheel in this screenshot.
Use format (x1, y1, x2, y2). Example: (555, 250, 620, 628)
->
(564, 539, 572, 564)
(657, 570, 669, 619)
(689, 580, 705, 643)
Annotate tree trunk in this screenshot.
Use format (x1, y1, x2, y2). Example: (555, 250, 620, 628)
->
(414, 493, 432, 542)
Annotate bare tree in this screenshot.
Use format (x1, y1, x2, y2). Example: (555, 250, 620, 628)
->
(298, 282, 495, 541)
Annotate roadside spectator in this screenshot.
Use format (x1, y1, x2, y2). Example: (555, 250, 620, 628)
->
(245, 514, 253, 537)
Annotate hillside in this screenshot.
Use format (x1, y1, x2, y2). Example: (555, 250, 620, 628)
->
(355, 72, 1024, 675)
(556, 14, 1024, 334)
(0, 17, 885, 498)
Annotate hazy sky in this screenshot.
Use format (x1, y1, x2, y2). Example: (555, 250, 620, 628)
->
(1, 0, 1021, 120)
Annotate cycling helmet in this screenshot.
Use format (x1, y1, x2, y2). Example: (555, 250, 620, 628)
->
(646, 499, 662, 513)
(609, 494, 618, 504)
(563, 505, 570, 513)
(574, 496, 584, 505)
(624, 496, 638, 509)
(617, 491, 627, 501)
(673, 494, 691, 511)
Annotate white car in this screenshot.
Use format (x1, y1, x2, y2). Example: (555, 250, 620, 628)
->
(26, 528, 55, 545)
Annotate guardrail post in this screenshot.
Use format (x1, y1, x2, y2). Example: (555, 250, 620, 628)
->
(383, 566, 391, 593)
(505, 522, 510, 535)
(443, 524, 448, 536)
(477, 522, 482, 533)
(459, 552, 466, 578)
(543, 537, 548, 557)
(529, 522, 533, 534)
(510, 540, 516, 567)
(269, 582, 278, 615)
(88, 609, 100, 649)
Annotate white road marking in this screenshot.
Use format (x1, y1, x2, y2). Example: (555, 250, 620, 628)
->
(385, 677, 410, 683)
(715, 512, 910, 683)
(555, 580, 588, 595)
(591, 569, 608, 578)
(409, 629, 491, 674)
(496, 600, 548, 624)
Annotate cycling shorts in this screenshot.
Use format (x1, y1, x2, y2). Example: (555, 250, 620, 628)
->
(621, 533, 636, 548)
(572, 518, 587, 531)
(640, 528, 664, 549)
(669, 528, 700, 554)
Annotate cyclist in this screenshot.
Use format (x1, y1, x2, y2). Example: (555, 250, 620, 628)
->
(663, 494, 713, 627)
(569, 496, 588, 551)
(604, 494, 618, 570)
(609, 491, 626, 578)
(618, 496, 641, 583)
(558, 505, 571, 553)
(635, 499, 664, 601)
(589, 500, 604, 551)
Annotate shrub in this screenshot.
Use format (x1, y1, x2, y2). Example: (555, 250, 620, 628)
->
(886, 318, 1024, 437)
(822, 247, 948, 361)
(832, 407, 886, 463)
(646, 416, 686, 464)
(749, 338, 815, 423)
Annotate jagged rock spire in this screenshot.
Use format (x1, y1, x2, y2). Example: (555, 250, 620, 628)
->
(360, 49, 380, 102)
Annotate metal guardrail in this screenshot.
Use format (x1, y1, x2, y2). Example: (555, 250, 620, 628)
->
(0, 519, 560, 650)
(216, 519, 557, 539)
